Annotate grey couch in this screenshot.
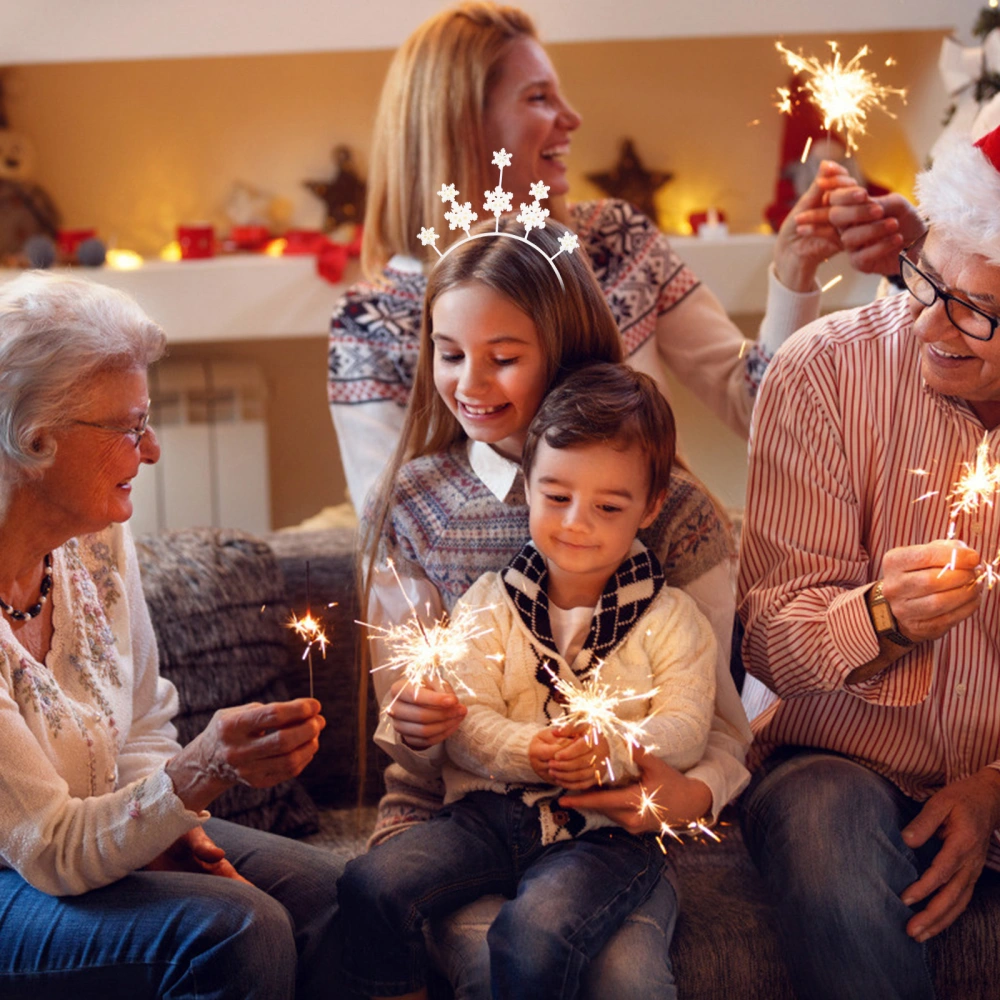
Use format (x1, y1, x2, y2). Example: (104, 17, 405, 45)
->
(135, 526, 1000, 999)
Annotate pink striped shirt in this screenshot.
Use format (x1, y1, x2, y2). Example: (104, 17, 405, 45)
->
(738, 292, 1000, 868)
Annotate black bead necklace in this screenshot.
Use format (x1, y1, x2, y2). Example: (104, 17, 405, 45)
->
(0, 553, 53, 621)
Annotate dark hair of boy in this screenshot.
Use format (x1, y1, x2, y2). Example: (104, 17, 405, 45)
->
(521, 362, 677, 506)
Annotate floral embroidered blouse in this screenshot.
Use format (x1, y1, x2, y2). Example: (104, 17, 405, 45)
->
(0, 522, 203, 896)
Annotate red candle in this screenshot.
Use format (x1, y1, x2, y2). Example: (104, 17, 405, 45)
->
(177, 224, 215, 259)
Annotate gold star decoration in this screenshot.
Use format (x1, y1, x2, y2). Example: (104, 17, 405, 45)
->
(586, 139, 673, 223)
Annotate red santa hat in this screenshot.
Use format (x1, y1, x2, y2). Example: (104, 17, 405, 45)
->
(915, 120, 1000, 266)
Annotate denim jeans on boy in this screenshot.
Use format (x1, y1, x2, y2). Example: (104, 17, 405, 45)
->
(428, 872, 680, 1000)
(740, 748, 940, 1000)
(338, 789, 667, 999)
(0, 818, 344, 1000)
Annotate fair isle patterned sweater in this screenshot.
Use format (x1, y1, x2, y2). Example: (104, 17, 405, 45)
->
(0, 523, 202, 895)
(385, 444, 730, 613)
(444, 540, 716, 845)
(327, 198, 770, 408)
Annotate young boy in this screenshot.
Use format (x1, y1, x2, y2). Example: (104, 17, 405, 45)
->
(338, 363, 717, 1000)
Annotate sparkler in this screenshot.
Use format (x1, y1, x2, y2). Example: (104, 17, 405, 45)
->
(358, 559, 494, 709)
(542, 661, 658, 783)
(637, 784, 722, 855)
(286, 561, 329, 699)
(911, 436, 1000, 585)
(775, 41, 907, 155)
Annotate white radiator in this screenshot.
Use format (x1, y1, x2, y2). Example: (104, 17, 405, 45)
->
(130, 360, 270, 535)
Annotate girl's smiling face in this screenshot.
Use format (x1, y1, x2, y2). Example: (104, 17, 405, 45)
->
(431, 281, 548, 461)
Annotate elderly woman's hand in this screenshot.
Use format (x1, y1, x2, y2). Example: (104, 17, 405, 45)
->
(144, 827, 252, 883)
(165, 698, 325, 813)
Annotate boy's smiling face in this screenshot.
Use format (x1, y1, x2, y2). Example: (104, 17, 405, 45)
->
(525, 438, 663, 609)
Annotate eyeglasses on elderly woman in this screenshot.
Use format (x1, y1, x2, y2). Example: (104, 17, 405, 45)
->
(71, 409, 151, 447)
(899, 232, 1000, 342)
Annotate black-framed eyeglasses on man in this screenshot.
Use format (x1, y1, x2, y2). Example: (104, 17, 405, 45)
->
(72, 410, 151, 447)
(898, 232, 1000, 342)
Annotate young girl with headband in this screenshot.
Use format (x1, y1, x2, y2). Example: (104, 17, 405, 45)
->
(355, 215, 751, 998)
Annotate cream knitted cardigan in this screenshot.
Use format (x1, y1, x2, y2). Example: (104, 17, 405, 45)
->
(443, 543, 717, 834)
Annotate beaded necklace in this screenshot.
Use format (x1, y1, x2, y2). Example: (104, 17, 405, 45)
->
(0, 553, 53, 621)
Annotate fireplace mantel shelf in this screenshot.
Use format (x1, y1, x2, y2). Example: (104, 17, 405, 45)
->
(0, 235, 879, 345)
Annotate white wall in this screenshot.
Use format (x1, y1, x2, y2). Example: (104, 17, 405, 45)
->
(0, 0, 981, 64)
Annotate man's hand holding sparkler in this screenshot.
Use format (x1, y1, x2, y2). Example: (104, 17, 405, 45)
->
(847, 540, 982, 684)
(879, 540, 982, 644)
(386, 678, 467, 750)
(530, 725, 613, 790)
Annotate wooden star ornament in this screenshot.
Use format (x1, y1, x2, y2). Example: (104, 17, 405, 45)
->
(586, 139, 673, 223)
(304, 145, 367, 231)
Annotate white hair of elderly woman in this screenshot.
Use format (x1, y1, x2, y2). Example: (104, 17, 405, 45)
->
(0, 271, 166, 496)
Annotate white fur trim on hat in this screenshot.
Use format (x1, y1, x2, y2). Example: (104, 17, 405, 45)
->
(915, 128, 1000, 267)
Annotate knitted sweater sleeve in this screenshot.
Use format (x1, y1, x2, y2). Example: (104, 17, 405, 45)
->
(445, 576, 545, 787)
(624, 588, 717, 777)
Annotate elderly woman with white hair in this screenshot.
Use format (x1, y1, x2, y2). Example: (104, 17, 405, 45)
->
(0, 271, 342, 999)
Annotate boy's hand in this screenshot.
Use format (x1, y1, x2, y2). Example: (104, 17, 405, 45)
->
(529, 728, 571, 782)
(549, 725, 612, 790)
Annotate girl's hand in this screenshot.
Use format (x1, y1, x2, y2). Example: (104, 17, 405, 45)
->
(549, 725, 612, 790)
(166, 698, 325, 813)
(559, 748, 713, 831)
(386, 679, 467, 749)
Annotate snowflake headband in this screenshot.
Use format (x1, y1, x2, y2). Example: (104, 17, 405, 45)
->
(417, 149, 579, 289)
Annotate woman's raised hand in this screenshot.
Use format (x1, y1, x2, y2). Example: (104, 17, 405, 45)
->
(773, 161, 851, 292)
(385, 679, 467, 749)
(165, 698, 325, 813)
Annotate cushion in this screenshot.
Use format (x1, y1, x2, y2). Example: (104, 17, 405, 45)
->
(268, 528, 385, 806)
(135, 527, 319, 837)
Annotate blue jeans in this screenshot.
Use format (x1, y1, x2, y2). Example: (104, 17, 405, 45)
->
(0, 818, 343, 999)
(740, 748, 937, 1000)
(338, 790, 668, 999)
(428, 873, 679, 1000)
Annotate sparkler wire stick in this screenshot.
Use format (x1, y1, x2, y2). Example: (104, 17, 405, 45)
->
(286, 560, 330, 700)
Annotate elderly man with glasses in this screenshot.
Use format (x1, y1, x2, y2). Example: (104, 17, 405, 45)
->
(737, 122, 1000, 1000)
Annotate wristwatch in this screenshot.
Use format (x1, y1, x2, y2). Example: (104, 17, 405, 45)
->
(867, 581, 914, 647)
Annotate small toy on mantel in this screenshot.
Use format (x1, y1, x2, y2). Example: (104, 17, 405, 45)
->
(0, 76, 61, 266)
(304, 145, 366, 232)
(586, 139, 673, 225)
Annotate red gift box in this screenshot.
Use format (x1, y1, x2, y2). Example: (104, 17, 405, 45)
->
(57, 228, 97, 257)
(177, 224, 215, 259)
(230, 224, 271, 251)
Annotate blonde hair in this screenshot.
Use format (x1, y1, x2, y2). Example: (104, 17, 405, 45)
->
(361, 2, 537, 277)
(355, 218, 623, 783)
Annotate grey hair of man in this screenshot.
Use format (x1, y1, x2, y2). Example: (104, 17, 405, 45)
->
(0, 271, 166, 494)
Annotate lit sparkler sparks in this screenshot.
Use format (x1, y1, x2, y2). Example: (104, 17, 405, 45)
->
(945, 435, 1000, 530)
(775, 41, 907, 155)
(911, 436, 1000, 585)
(637, 784, 722, 854)
(285, 561, 329, 700)
(358, 559, 493, 709)
(542, 661, 658, 783)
